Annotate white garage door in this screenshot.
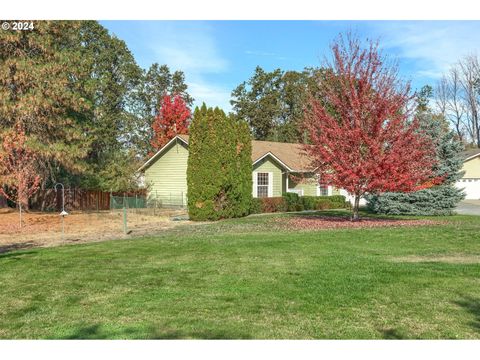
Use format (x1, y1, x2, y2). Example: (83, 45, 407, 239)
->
(456, 179, 480, 200)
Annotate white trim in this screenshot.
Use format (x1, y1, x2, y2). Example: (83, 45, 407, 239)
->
(252, 172, 258, 197)
(316, 183, 331, 196)
(464, 152, 480, 162)
(286, 171, 290, 191)
(288, 188, 304, 196)
(267, 172, 273, 197)
(138, 136, 188, 172)
(252, 152, 294, 172)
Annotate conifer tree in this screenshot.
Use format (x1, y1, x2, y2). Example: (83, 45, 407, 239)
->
(187, 104, 252, 220)
(367, 86, 465, 215)
(0, 21, 90, 185)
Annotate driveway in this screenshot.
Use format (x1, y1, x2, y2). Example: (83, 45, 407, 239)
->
(456, 200, 480, 215)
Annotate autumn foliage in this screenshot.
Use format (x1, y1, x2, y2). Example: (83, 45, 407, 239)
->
(0, 124, 41, 214)
(150, 94, 191, 152)
(303, 34, 439, 220)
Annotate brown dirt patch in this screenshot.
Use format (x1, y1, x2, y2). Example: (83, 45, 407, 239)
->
(280, 215, 443, 230)
(391, 254, 480, 264)
(0, 208, 188, 253)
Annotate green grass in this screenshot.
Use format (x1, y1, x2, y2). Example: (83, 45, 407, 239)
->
(1, 210, 480, 339)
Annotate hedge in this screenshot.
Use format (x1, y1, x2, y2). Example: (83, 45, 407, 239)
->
(250, 194, 348, 214)
(187, 105, 252, 221)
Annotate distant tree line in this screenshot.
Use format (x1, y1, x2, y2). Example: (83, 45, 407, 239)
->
(0, 21, 193, 195)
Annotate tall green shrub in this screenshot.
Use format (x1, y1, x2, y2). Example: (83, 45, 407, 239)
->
(187, 104, 252, 220)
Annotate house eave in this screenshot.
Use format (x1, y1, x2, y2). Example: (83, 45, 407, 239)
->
(137, 135, 189, 172)
(252, 152, 295, 172)
(464, 152, 480, 162)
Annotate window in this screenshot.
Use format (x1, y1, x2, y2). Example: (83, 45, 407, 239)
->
(319, 184, 329, 196)
(257, 172, 269, 198)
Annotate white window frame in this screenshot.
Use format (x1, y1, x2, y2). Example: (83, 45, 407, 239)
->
(253, 171, 273, 198)
(316, 184, 332, 196)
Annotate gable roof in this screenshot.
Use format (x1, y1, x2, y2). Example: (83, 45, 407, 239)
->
(463, 148, 480, 161)
(138, 135, 189, 172)
(139, 134, 314, 172)
(251, 139, 314, 172)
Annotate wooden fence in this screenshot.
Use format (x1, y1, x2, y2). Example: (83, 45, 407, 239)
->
(0, 195, 7, 208)
(29, 189, 147, 212)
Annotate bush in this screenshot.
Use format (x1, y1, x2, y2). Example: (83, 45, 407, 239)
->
(366, 186, 464, 216)
(299, 195, 347, 211)
(260, 197, 287, 213)
(249, 194, 348, 215)
(250, 198, 263, 214)
(187, 105, 252, 221)
(282, 192, 300, 211)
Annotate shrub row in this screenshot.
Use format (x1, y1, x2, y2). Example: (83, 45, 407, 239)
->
(250, 193, 347, 214)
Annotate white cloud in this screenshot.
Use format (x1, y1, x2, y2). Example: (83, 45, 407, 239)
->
(143, 21, 231, 110)
(187, 77, 232, 112)
(245, 50, 287, 60)
(368, 21, 480, 80)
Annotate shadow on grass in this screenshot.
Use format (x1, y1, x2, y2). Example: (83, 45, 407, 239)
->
(283, 209, 407, 221)
(61, 324, 252, 339)
(454, 296, 480, 332)
(0, 248, 38, 260)
(379, 328, 408, 339)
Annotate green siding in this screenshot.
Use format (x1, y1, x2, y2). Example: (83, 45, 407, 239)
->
(253, 157, 284, 197)
(288, 173, 318, 196)
(144, 141, 188, 206)
(287, 173, 342, 197)
(143, 143, 343, 203)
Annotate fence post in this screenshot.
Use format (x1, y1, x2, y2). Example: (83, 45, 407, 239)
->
(19, 203, 22, 230)
(123, 206, 127, 234)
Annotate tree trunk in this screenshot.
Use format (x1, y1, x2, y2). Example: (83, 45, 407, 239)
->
(351, 194, 361, 221)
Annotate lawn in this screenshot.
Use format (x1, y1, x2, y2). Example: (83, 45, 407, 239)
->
(0, 210, 479, 339)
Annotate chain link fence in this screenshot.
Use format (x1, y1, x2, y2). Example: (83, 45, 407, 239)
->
(1, 192, 188, 251)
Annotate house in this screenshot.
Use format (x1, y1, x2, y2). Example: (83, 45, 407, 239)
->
(138, 134, 341, 206)
(456, 149, 480, 200)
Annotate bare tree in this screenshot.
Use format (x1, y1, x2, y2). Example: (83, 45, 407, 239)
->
(458, 55, 480, 147)
(436, 70, 466, 141)
(436, 54, 480, 148)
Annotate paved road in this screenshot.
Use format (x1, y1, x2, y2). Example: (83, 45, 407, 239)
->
(456, 200, 480, 215)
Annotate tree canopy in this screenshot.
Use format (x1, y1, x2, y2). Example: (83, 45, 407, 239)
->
(231, 66, 322, 143)
(0, 21, 193, 193)
(303, 34, 439, 220)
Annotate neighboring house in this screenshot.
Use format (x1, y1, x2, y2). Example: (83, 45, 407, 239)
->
(456, 149, 480, 200)
(138, 134, 341, 206)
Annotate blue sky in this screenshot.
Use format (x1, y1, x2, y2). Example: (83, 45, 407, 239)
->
(101, 21, 480, 111)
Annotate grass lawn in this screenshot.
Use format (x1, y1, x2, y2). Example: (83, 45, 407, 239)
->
(1, 210, 479, 339)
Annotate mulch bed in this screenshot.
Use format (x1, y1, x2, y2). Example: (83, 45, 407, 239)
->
(279, 215, 444, 230)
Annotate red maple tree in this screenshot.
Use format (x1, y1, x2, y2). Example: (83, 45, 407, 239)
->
(0, 123, 41, 228)
(150, 94, 191, 153)
(303, 34, 439, 220)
